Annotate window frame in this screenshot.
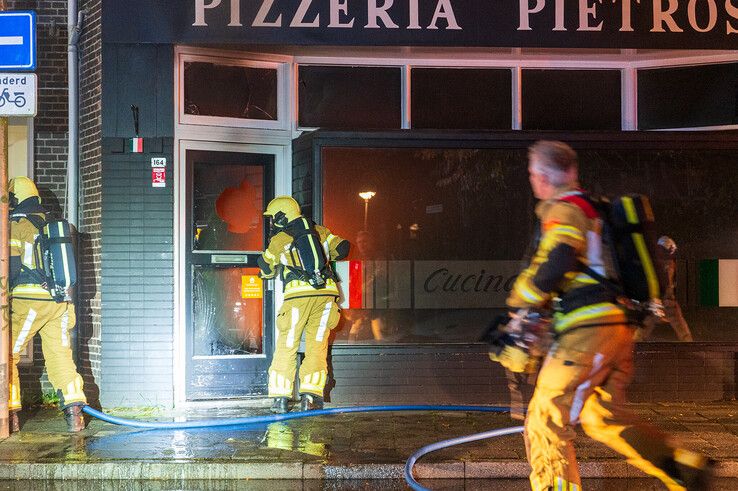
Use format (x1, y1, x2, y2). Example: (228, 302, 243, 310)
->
(178, 52, 289, 131)
(296, 63, 404, 130)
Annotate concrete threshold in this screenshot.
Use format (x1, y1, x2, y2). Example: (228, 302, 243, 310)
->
(0, 459, 736, 480)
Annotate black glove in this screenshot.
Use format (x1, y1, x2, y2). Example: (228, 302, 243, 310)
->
(479, 314, 511, 345)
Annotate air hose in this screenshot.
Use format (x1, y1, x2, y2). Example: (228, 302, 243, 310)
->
(82, 404, 510, 429)
(404, 425, 525, 491)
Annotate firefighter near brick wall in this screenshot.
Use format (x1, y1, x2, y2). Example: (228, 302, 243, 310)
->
(258, 196, 350, 414)
(7, 177, 86, 433)
(490, 141, 711, 491)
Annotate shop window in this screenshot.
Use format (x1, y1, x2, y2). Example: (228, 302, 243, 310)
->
(298, 66, 401, 129)
(322, 146, 532, 345)
(8, 117, 31, 179)
(182, 59, 280, 127)
(638, 63, 738, 130)
(8, 117, 33, 364)
(521, 69, 621, 130)
(411, 68, 512, 130)
(319, 142, 737, 345)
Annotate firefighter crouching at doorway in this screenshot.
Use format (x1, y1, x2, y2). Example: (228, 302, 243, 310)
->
(7, 177, 86, 433)
(258, 196, 350, 414)
(498, 141, 710, 491)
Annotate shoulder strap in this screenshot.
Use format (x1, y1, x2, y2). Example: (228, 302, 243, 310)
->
(558, 191, 600, 220)
(558, 192, 625, 296)
(11, 212, 46, 230)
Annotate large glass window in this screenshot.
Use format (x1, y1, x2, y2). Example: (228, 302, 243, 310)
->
(522, 69, 621, 130)
(298, 66, 402, 129)
(323, 146, 532, 345)
(638, 63, 738, 129)
(321, 143, 738, 345)
(411, 68, 512, 129)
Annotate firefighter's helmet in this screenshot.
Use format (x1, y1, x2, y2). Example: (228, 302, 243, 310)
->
(264, 196, 301, 228)
(8, 176, 40, 207)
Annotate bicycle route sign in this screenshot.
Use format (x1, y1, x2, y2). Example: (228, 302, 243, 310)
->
(0, 73, 36, 116)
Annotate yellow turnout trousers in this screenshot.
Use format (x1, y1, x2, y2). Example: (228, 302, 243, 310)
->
(268, 296, 341, 398)
(526, 324, 700, 491)
(9, 299, 86, 410)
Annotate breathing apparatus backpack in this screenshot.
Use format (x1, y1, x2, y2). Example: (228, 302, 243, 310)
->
(11, 213, 77, 302)
(283, 219, 334, 290)
(563, 193, 666, 319)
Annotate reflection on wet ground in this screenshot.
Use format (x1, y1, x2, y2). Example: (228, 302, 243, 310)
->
(1, 403, 737, 488)
(1, 408, 525, 464)
(1, 480, 738, 491)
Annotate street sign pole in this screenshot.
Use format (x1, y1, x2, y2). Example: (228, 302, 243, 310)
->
(0, 2, 31, 440)
(0, 0, 7, 441)
(0, 115, 8, 440)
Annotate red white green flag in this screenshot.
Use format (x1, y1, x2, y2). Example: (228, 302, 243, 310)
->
(699, 259, 738, 307)
(129, 137, 143, 153)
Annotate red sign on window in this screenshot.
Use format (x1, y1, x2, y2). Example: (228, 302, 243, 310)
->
(152, 168, 166, 188)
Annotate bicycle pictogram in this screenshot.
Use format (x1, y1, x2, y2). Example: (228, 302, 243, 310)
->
(0, 88, 27, 108)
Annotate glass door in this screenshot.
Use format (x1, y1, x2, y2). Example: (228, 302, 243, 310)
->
(185, 149, 275, 399)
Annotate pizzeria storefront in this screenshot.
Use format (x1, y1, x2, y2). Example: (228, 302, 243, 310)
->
(97, 0, 738, 407)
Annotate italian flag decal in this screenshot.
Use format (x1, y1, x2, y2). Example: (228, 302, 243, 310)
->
(129, 137, 143, 153)
(699, 259, 738, 307)
(334, 261, 364, 309)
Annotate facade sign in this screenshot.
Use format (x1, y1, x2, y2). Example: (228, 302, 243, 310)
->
(414, 261, 520, 309)
(152, 167, 166, 187)
(336, 260, 520, 310)
(103, 0, 738, 49)
(0, 11, 36, 71)
(0, 73, 36, 117)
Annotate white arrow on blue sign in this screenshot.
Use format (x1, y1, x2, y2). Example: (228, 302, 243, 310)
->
(0, 11, 36, 71)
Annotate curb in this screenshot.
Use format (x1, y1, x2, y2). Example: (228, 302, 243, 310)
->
(0, 459, 736, 480)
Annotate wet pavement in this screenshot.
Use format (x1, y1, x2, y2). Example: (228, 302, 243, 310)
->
(1, 480, 738, 490)
(0, 401, 737, 486)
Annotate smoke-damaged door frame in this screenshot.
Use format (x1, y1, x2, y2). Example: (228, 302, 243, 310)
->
(176, 140, 286, 401)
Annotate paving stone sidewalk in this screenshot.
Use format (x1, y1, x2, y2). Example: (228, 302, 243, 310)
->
(0, 401, 736, 482)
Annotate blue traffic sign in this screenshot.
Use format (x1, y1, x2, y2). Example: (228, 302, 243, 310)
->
(0, 11, 36, 71)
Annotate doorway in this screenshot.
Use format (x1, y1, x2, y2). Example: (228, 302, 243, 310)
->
(184, 148, 275, 399)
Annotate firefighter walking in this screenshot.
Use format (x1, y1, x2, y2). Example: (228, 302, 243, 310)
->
(258, 196, 349, 414)
(497, 141, 710, 490)
(7, 177, 86, 433)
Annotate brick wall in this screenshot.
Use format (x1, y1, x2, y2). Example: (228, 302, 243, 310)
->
(5, 0, 103, 405)
(78, 0, 103, 406)
(328, 344, 737, 406)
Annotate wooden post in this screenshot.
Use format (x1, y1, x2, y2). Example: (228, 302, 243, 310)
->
(0, 116, 9, 439)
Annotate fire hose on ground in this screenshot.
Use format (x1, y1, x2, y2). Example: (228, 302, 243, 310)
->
(81, 405, 524, 490)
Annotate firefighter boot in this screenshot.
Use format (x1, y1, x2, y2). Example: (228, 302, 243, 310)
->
(9, 411, 20, 433)
(299, 394, 324, 411)
(678, 457, 715, 491)
(271, 397, 289, 414)
(64, 405, 85, 433)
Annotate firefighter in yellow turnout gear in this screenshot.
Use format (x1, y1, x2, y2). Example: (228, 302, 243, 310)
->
(7, 177, 86, 433)
(503, 141, 710, 491)
(259, 196, 349, 413)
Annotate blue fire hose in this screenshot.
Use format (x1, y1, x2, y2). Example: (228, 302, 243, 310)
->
(82, 404, 509, 429)
(82, 404, 524, 490)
